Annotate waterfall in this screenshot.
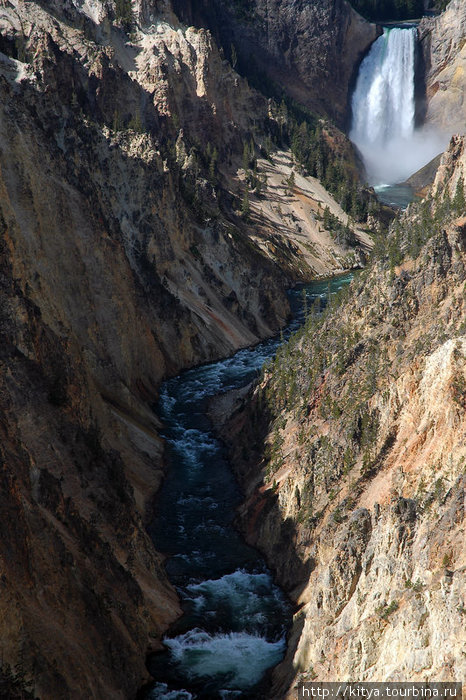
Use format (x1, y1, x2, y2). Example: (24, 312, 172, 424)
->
(350, 27, 446, 187)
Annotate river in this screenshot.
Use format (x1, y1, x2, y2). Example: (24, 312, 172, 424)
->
(145, 273, 353, 699)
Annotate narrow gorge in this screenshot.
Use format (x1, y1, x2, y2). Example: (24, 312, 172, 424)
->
(145, 276, 351, 698)
(0, 0, 464, 699)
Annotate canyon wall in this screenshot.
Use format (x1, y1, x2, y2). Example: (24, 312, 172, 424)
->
(226, 136, 466, 695)
(0, 0, 373, 696)
(171, 0, 380, 127)
(419, 0, 466, 134)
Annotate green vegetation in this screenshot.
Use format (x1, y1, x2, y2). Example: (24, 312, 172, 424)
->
(225, 57, 380, 226)
(273, 100, 377, 223)
(207, 143, 218, 184)
(349, 0, 423, 21)
(322, 206, 357, 247)
(112, 109, 123, 132)
(376, 600, 399, 620)
(374, 176, 466, 269)
(405, 578, 424, 592)
(258, 276, 386, 502)
(442, 552, 453, 568)
(433, 0, 451, 9)
(348, 0, 452, 22)
(115, 0, 133, 32)
(256, 167, 465, 511)
(241, 183, 250, 218)
(158, 132, 225, 221)
(0, 663, 36, 699)
(230, 43, 238, 69)
(285, 170, 296, 195)
(451, 366, 466, 408)
(128, 109, 144, 133)
(241, 139, 267, 196)
(230, 0, 255, 20)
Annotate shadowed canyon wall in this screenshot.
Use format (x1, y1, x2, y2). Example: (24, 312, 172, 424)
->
(171, 0, 380, 127)
(0, 0, 374, 696)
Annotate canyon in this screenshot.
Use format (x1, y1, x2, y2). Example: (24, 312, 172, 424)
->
(0, 0, 464, 698)
(224, 136, 466, 693)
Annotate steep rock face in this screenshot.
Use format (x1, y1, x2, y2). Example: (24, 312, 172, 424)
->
(0, 219, 182, 698)
(226, 137, 466, 694)
(0, 0, 374, 696)
(0, 4, 276, 699)
(419, 0, 466, 134)
(171, 0, 380, 127)
(432, 134, 466, 195)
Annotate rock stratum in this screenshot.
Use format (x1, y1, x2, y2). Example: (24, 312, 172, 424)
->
(224, 135, 466, 695)
(0, 0, 374, 697)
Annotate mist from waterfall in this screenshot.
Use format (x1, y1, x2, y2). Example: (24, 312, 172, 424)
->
(350, 27, 448, 186)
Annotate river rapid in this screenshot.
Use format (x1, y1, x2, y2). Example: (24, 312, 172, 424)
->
(145, 274, 353, 699)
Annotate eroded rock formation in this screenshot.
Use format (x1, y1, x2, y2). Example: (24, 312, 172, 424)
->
(419, 0, 466, 134)
(0, 0, 374, 696)
(225, 136, 466, 694)
(171, 0, 380, 127)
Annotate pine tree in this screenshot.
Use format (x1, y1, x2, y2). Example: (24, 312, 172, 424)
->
(241, 183, 250, 218)
(112, 109, 122, 131)
(230, 43, 238, 69)
(323, 206, 331, 230)
(209, 146, 218, 183)
(286, 170, 296, 195)
(115, 0, 133, 32)
(128, 108, 143, 133)
(453, 176, 465, 214)
(242, 142, 250, 172)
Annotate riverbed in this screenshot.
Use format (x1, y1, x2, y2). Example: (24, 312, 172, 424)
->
(145, 273, 353, 699)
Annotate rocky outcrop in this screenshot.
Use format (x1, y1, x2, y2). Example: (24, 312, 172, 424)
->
(404, 153, 442, 198)
(171, 0, 380, 127)
(225, 136, 466, 694)
(419, 0, 466, 134)
(432, 134, 466, 196)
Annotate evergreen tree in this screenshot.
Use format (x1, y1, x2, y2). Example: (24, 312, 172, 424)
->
(241, 183, 250, 218)
(230, 43, 238, 69)
(286, 170, 296, 194)
(209, 146, 218, 183)
(115, 0, 133, 31)
(242, 142, 250, 172)
(453, 176, 465, 214)
(112, 109, 123, 131)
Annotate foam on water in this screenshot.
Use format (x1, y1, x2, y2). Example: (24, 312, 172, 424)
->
(185, 569, 286, 634)
(149, 683, 194, 699)
(164, 629, 286, 689)
(147, 274, 354, 697)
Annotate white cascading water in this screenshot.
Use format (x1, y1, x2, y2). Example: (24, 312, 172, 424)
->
(350, 27, 447, 187)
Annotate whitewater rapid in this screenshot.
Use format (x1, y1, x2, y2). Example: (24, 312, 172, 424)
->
(145, 276, 353, 699)
(350, 27, 447, 187)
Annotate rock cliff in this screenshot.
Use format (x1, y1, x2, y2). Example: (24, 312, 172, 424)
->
(0, 0, 374, 696)
(171, 0, 380, 127)
(419, 0, 466, 134)
(225, 136, 466, 694)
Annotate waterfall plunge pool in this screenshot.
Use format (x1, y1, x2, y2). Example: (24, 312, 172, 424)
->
(374, 182, 416, 210)
(144, 274, 353, 699)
